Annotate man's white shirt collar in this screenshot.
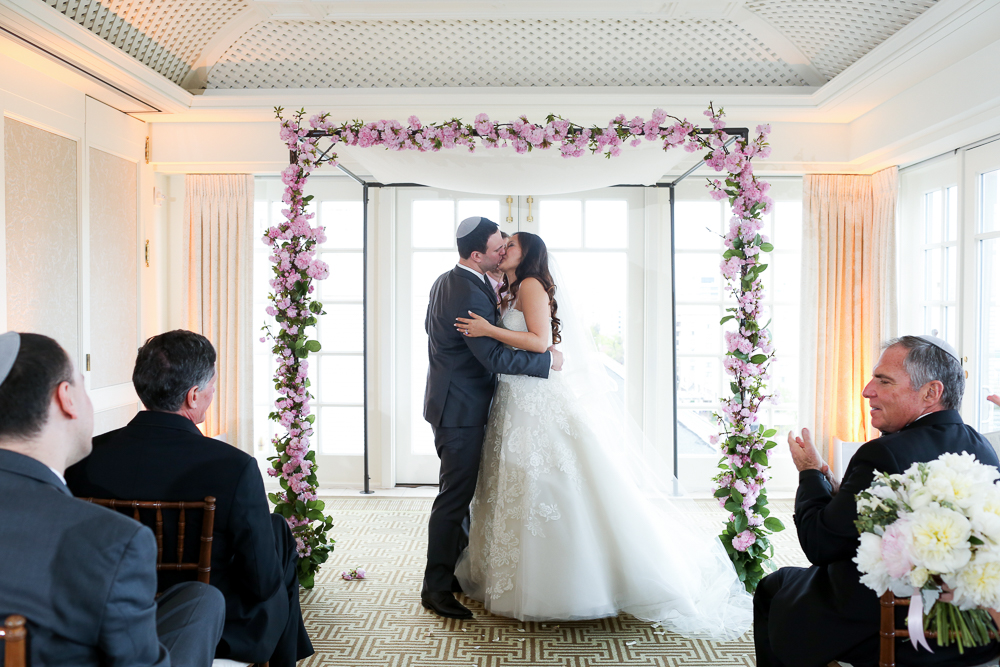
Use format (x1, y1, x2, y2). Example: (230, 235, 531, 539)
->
(46, 464, 66, 485)
(457, 263, 486, 282)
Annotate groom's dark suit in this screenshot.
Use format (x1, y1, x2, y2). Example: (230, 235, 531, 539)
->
(423, 265, 552, 592)
(754, 410, 1000, 667)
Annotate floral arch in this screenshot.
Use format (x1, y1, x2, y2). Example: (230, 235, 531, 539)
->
(262, 104, 783, 592)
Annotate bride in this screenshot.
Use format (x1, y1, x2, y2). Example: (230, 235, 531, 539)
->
(452, 231, 752, 640)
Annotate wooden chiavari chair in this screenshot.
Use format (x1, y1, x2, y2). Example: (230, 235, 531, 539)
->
(1, 615, 27, 667)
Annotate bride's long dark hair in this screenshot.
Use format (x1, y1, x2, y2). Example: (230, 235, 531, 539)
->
(501, 232, 562, 345)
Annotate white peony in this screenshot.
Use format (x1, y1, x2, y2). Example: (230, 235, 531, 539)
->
(901, 483, 934, 511)
(970, 484, 1000, 544)
(925, 466, 986, 511)
(909, 566, 930, 588)
(908, 504, 973, 573)
(943, 549, 1000, 611)
(854, 532, 890, 595)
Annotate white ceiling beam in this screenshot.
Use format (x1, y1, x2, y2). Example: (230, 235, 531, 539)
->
(180, 6, 270, 91)
(731, 7, 825, 87)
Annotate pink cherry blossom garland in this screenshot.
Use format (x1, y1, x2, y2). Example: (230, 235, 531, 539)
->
(269, 104, 780, 589)
(702, 108, 786, 594)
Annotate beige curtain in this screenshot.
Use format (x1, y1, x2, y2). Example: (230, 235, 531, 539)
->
(801, 167, 898, 461)
(184, 175, 254, 452)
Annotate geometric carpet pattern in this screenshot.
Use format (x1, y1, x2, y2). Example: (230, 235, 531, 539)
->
(298, 498, 808, 666)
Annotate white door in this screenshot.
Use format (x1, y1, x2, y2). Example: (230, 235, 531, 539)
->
(963, 140, 1000, 434)
(394, 190, 511, 484)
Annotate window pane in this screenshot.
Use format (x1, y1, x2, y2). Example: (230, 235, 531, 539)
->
(925, 190, 943, 243)
(458, 200, 500, 223)
(412, 200, 455, 248)
(540, 201, 582, 248)
(319, 304, 363, 352)
(924, 305, 943, 339)
(979, 237, 1000, 432)
(924, 248, 943, 301)
(677, 305, 722, 355)
(981, 169, 999, 234)
(946, 245, 958, 302)
(946, 186, 958, 242)
(319, 406, 364, 455)
(677, 357, 720, 405)
(320, 201, 363, 249)
(773, 201, 802, 251)
(674, 201, 722, 250)
(322, 252, 363, 300)
(254, 201, 268, 238)
(772, 252, 801, 304)
(552, 251, 626, 366)
(677, 408, 718, 454)
(318, 355, 363, 404)
(584, 200, 627, 249)
(944, 305, 958, 349)
(270, 202, 284, 229)
(412, 252, 456, 300)
(675, 253, 722, 301)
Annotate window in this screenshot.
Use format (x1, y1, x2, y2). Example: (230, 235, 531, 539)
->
(920, 186, 959, 347)
(252, 177, 366, 467)
(673, 178, 803, 490)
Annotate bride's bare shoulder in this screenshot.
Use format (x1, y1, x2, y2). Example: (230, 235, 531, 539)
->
(517, 276, 546, 294)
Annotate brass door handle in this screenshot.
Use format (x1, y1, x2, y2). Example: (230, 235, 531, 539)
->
(526, 196, 534, 223)
(506, 196, 513, 222)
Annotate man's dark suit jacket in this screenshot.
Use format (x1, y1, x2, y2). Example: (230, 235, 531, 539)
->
(0, 449, 169, 667)
(423, 265, 551, 428)
(65, 410, 287, 662)
(767, 409, 1000, 667)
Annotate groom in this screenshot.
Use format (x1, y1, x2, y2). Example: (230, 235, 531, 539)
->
(421, 216, 562, 619)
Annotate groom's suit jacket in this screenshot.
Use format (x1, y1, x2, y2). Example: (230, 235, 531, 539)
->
(0, 449, 169, 667)
(767, 410, 1000, 667)
(424, 265, 551, 428)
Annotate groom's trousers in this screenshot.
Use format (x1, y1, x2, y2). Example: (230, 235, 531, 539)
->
(424, 425, 486, 592)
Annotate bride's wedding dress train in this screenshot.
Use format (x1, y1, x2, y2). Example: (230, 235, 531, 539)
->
(454, 308, 753, 641)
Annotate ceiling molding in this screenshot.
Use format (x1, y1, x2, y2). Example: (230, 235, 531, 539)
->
(180, 6, 269, 90)
(0, 0, 194, 113)
(730, 7, 825, 87)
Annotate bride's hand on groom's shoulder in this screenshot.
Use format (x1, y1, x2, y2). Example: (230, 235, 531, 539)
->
(455, 311, 493, 338)
(548, 346, 563, 371)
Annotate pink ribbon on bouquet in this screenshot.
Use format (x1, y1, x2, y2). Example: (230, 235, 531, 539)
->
(908, 587, 934, 652)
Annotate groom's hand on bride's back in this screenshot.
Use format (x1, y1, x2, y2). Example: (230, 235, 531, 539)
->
(548, 346, 563, 371)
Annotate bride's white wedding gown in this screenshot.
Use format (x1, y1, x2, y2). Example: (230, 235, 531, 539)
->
(454, 308, 753, 640)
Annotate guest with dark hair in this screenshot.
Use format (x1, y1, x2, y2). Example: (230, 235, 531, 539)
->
(66, 329, 313, 667)
(0, 331, 225, 667)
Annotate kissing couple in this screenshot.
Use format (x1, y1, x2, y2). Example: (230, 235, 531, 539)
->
(420, 215, 752, 640)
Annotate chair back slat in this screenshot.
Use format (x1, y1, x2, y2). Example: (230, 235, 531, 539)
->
(2, 615, 27, 667)
(177, 504, 186, 564)
(154, 505, 163, 565)
(199, 497, 216, 584)
(81, 497, 216, 585)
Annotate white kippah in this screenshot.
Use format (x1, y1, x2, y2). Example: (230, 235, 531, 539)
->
(456, 216, 483, 239)
(915, 334, 960, 362)
(0, 331, 21, 387)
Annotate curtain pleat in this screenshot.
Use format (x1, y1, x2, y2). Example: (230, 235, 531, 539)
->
(801, 167, 898, 460)
(183, 174, 254, 452)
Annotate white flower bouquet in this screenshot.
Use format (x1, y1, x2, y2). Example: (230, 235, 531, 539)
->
(854, 451, 1000, 652)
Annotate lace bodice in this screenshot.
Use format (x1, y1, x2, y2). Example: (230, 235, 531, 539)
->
(500, 308, 551, 348)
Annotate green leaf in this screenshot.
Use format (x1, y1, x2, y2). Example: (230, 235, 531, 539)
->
(763, 516, 785, 532)
(724, 499, 742, 513)
(970, 535, 985, 546)
(751, 449, 769, 466)
(730, 489, 744, 504)
(762, 429, 778, 438)
(268, 492, 281, 504)
(720, 315, 735, 325)
(734, 514, 748, 533)
(714, 487, 731, 498)
(750, 354, 768, 364)
(759, 242, 774, 252)
(309, 300, 323, 313)
(304, 340, 322, 353)
(763, 440, 778, 449)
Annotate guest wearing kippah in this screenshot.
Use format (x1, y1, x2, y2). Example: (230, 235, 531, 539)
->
(754, 335, 1000, 667)
(0, 331, 225, 667)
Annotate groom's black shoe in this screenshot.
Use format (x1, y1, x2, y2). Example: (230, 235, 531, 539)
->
(421, 587, 473, 619)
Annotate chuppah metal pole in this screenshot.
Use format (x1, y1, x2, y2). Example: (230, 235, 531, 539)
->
(336, 164, 375, 494)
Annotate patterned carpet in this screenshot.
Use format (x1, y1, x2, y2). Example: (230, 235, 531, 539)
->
(298, 498, 808, 667)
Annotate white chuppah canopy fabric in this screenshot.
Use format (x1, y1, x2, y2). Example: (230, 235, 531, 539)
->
(338, 141, 692, 195)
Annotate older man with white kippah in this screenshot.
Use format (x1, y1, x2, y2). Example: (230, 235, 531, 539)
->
(754, 334, 1000, 667)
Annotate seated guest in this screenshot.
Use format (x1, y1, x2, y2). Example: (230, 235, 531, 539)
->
(0, 331, 224, 667)
(754, 335, 1000, 667)
(66, 330, 313, 667)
